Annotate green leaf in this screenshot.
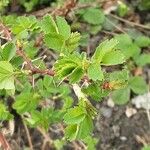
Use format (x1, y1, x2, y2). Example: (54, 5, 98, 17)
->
(112, 88, 130, 105)
(0, 103, 13, 120)
(92, 39, 118, 63)
(44, 33, 64, 51)
(65, 124, 78, 141)
(13, 93, 40, 114)
(114, 34, 141, 59)
(63, 106, 86, 124)
(64, 32, 81, 53)
(142, 145, 150, 150)
(54, 53, 83, 80)
(123, 43, 141, 59)
(135, 36, 150, 48)
(69, 66, 84, 83)
(109, 69, 129, 81)
(43, 75, 53, 89)
(57, 65, 76, 79)
(101, 50, 125, 65)
(56, 16, 71, 39)
(77, 115, 93, 139)
(82, 8, 105, 25)
(83, 136, 98, 150)
(87, 63, 104, 81)
(40, 15, 58, 34)
(0, 61, 15, 90)
(117, 1, 129, 17)
(12, 16, 37, 35)
(23, 41, 38, 59)
(82, 83, 108, 101)
(134, 54, 150, 66)
(29, 108, 62, 130)
(65, 115, 94, 140)
(129, 76, 148, 94)
(114, 34, 132, 47)
(1, 42, 16, 61)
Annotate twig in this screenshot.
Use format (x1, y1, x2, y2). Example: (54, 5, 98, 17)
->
(37, 127, 53, 148)
(1, 16, 112, 88)
(0, 132, 11, 150)
(105, 17, 127, 34)
(109, 14, 150, 30)
(31, 0, 78, 17)
(0, 23, 12, 41)
(16, 49, 55, 77)
(146, 109, 150, 128)
(135, 134, 147, 146)
(101, 30, 117, 36)
(22, 120, 34, 150)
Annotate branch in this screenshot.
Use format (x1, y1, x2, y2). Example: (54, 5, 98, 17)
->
(0, 23, 12, 41)
(108, 14, 150, 30)
(31, 0, 78, 17)
(0, 132, 11, 150)
(22, 120, 34, 150)
(16, 49, 55, 76)
(0, 22, 55, 77)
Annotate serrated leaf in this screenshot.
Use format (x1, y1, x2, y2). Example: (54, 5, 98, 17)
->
(0, 103, 13, 120)
(122, 43, 141, 59)
(82, 8, 105, 25)
(112, 87, 130, 105)
(65, 124, 78, 141)
(101, 50, 125, 65)
(56, 65, 76, 79)
(12, 16, 37, 34)
(129, 76, 148, 94)
(77, 115, 93, 139)
(135, 54, 150, 66)
(135, 36, 150, 48)
(44, 33, 64, 51)
(63, 106, 86, 124)
(142, 145, 150, 150)
(114, 34, 141, 59)
(109, 69, 129, 81)
(69, 66, 84, 83)
(1, 42, 16, 61)
(87, 63, 103, 81)
(82, 83, 109, 101)
(40, 15, 58, 34)
(92, 38, 118, 63)
(13, 93, 40, 114)
(54, 53, 83, 80)
(64, 32, 81, 53)
(56, 16, 71, 39)
(114, 34, 132, 47)
(83, 136, 98, 150)
(0, 61, 15, 90)
(43, 75, 53, 89)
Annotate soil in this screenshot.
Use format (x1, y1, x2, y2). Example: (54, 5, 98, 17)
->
(95, 101, 150, 150)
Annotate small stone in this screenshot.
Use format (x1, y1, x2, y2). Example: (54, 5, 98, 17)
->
(132, 93, 150, 110)
(101, 107, 112, 118)
(120, 136, 127, 141)
(125, 107, 137, 118)
(107, 98, 115, 108)
(112, 125, 120, 137)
